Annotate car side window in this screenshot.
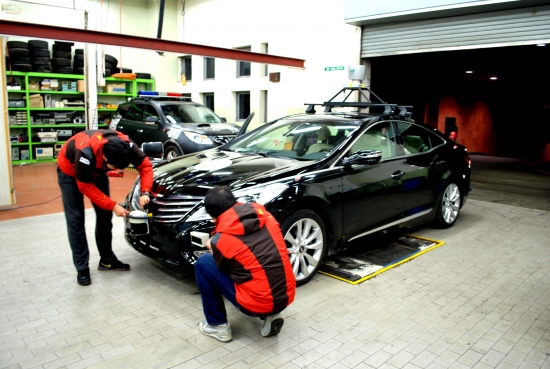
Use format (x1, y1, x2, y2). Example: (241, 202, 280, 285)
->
(115, 105, 129, 119)
(349, 122, 398, 159)
(395, 121, 444, 155)
(126, 103, 145, 122)
(144, 105, 160, 121)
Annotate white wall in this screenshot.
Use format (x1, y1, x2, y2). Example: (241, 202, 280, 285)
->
(174, 0, 361, 129)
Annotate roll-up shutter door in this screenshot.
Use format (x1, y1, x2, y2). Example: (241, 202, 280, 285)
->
(361, 5, 550, 58)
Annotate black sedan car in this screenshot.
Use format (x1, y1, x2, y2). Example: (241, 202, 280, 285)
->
(124, 95, 471, 285)
(110, 94, 240, 160)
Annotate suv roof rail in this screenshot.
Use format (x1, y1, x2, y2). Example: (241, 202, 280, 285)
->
(135, 95, 193, 102)
(305, 85, 412, 119)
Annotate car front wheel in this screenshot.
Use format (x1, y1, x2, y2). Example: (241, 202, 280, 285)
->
(281, 210, 327, 286)
(164, 144, 183, 161)
(434, 182, 461, 228)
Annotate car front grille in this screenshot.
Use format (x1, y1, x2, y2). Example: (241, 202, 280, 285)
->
(152, 195, 204, 223)
(210, 135, 236, 146)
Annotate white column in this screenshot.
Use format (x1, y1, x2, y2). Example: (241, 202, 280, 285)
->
(0, 37, 15, 206)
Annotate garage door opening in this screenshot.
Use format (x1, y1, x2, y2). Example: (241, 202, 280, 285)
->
(370, 45, 550, 161)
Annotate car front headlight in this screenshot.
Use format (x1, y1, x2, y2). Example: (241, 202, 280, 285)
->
(184, 131, 213, 145)
(130, 176, 142, 210)
(233, 183, 289, 205)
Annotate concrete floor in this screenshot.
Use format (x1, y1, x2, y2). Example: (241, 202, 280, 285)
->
(1, 158, 550, 369)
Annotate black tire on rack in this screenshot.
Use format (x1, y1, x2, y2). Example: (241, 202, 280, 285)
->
(104, 68, 112, 77)
(8, 48, 30, 58)
(34, 65, 53, 72)
(12, 58, 31, 65)
(105, 61, 116, 71)
(55, 41, 74, 47)
(28, 40, 49, 49)
(75, 61, 85, 69)
(73, 54, 84, 61)
(120, 68, 133, 73)
(73, 68, 84, 75)
(53, 44, 72, 52)
(75, 49, 84, 55)
(12, 64, 33, 72)
(7, 41, 28, 49)
(33, 57, 51, 65)
(31, 49, 50, 57)
(55, 66, 73, 74)
(135, 73, 151, 79)
(104, 54, 118, 67)
(52, 58, 71, 66)
(53, 51, 72, 59)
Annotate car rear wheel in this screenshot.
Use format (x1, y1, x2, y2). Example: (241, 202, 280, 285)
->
(434, 182, 461, 228)
(282, 210, 326, 286)
(164, 144, 182, 161)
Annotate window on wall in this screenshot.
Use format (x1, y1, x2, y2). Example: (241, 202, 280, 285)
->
(261, 43, 268, 77)
(237, 46, 251, 77)
(236, 92, 250, 120)
(204, 57, 215, 79)
(203, 93, 214, 111)
(180, 56, 192, 81)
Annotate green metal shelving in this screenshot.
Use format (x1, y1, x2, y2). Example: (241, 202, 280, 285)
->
(7, 71, 155, 164)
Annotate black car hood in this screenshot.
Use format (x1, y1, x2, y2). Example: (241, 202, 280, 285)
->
(152, 150, 313, 195)
(176, 122, 240, 135)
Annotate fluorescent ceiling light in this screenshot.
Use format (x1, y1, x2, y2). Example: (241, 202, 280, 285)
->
(490, 77, 498, 80)
(466, 71, 473, 73)
(536, 43, 546, 46)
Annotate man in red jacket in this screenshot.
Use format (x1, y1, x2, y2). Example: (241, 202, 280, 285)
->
(57, 129, 153, 286)
(195, 186, 296, 342)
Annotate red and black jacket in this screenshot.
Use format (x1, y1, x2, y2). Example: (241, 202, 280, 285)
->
(211, 202, 296, 315)
(57, 130, 153, 211)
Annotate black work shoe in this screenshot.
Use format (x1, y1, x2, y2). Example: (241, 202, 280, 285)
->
(77, 268, 91, 286)
(98, 259, 130, 271)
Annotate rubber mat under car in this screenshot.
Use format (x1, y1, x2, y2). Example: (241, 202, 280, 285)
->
(319, 235, 444, 284)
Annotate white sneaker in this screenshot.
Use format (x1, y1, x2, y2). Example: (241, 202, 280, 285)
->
(198, 321, 232, 342)
(261, 313, 284, 337)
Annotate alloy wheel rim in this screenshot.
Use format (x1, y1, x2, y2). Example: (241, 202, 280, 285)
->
(284, 218, 324, 282)
(166, 151, 177, 161)
(442, 183, 461, 224)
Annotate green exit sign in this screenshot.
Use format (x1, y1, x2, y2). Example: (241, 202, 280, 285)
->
(324, 66, 345, 71)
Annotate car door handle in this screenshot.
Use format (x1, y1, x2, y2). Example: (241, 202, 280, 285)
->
(118, 125, 123, 129)
(137, 129, 143, 133)
(391, 170, 405, 180)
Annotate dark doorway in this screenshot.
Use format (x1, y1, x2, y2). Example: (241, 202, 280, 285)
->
(370, 45, 550, 161)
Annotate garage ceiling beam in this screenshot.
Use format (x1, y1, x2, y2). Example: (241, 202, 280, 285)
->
(0, 20, 305, 68)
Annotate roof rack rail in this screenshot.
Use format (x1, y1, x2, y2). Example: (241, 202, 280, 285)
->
(305, 85, 412, 119)
(135, 95, 192, 102)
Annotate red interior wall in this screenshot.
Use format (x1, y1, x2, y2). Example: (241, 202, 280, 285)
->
(437, 96, 496, 154)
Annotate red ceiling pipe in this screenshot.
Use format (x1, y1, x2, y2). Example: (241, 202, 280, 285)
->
(0, 20, 305, 68)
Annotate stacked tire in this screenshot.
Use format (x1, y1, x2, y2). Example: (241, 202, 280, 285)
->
(28, 40, 52, 72)
(73, 49, 84, 75)
(52, 41, 74, 74)
(6, 41, 32, 72)
(104, 54, 118, 77)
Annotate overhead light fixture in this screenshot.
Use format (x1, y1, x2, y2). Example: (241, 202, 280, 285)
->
(490, 77, 498, 80)
(536, 43, 546, 46)
(466, 71, 473, 74)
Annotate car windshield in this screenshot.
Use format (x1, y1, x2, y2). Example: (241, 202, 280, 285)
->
(161, 104, 223, 124)
(225, 118, 360, 160)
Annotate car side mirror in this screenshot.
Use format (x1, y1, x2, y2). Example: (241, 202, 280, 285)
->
(145, 116, 159, 123)
(220, 117, 227, 123)
(340, 150, 382, 166)
(141, 141, 164, 160)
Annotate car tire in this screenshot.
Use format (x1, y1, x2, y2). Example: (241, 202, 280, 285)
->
(281, 209, 327, 286)
(433, 181, 461, 228)
(164, 144, 183, 161)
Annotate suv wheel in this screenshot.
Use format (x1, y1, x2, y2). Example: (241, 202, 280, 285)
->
(281, 210, 327, 286)
(164, 144, 182, 161)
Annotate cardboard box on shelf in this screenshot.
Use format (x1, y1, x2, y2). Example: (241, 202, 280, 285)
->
(35, 147, 54, 160)
(29, 82, 39, 90)
(11, 147, 19, 160)
(77, 80, 85, 92)
(29, 94, 44, 108)
(20, 149, 30, 160)
(106, 83, 126, 94)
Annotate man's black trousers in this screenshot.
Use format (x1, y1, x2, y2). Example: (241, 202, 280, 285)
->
(57, 168, 116, 271)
